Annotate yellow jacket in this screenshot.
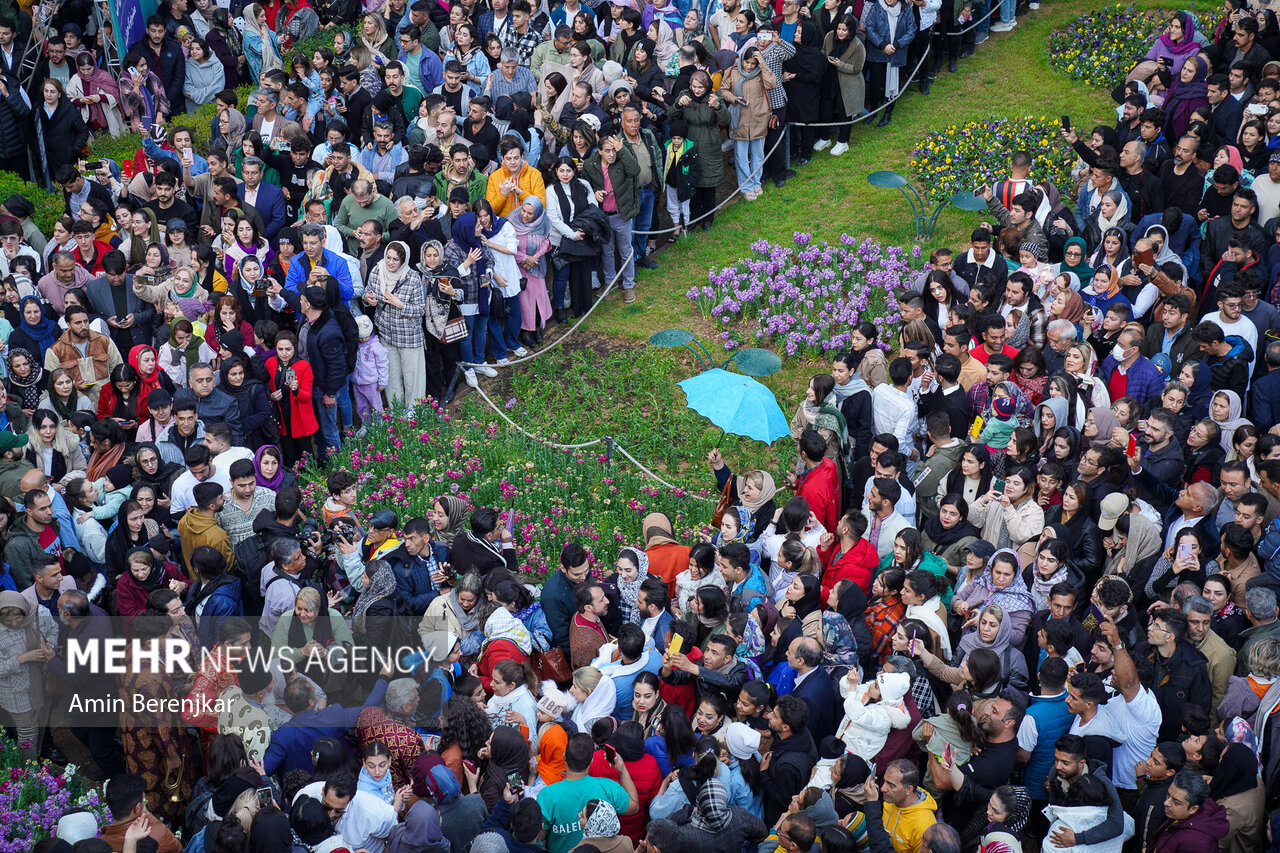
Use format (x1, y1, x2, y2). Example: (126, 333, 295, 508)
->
(883, 790, 938, 853)
(485, 163, 546, 218)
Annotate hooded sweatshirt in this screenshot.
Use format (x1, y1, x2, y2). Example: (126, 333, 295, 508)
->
(837, 671, 912, 757)
(883, 789, 939, 853)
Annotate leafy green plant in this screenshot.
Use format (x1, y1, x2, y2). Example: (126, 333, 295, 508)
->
(0, 172, 68, 234)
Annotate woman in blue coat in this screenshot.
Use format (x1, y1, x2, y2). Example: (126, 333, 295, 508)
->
(863, 0, 917, 126)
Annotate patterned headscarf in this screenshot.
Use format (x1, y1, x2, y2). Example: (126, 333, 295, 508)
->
(616, 547, 649, 623)
(997, 786, 1033, 835)
(721, 507, 752, 544)
(582, 799, 621, 838)
(691, 779, 733, 832)
(483, 608, 533, 654)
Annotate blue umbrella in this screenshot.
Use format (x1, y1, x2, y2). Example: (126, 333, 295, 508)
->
(678, 368, 790, 444)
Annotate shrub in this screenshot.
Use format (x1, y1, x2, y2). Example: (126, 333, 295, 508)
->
(0, 734, 111, 853)
(911, 116, 1075, 203)
(0, 173, 68, 235)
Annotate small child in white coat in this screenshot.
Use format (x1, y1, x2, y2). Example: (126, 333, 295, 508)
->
(836, 669, 912, 758)
(353, 314, 389, 419)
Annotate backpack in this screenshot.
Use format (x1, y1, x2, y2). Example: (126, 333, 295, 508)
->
(234, 534, 275, 612)
(1261, 517, 1280, 580)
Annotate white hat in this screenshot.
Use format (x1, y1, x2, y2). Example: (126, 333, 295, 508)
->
(57, 811, 100, 844)
(355, 314, 374, 339)
(721, 721, 762, 760)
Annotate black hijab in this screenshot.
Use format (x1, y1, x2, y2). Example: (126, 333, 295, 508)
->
(922, 513, 979, 550)
(1209, 743, 1259, 801)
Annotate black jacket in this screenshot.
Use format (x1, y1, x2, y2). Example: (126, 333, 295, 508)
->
(1133, 639, 1211, 740)
(916, 384, 969, 450)
(1208, 96, 1244, 147)
(449, 531, 519, 577)
(37, 98, 90, 182)
(762, 730, 818, 824)
(0, 72, 30, 161)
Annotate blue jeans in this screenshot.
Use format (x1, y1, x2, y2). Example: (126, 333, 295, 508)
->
(735, 138, 765, 193)
(486, 295, 523, 356)
(461, 312, 487, 366)
(318, 393, 340, 454)
(975, 0, 990, 32)
(633, 186, 655, 259)
(553, 258, 570, 309)
(1000, 0, 1014, 22)
(338, 385, 352, 429)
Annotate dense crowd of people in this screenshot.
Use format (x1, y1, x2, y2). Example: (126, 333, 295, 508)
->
(12, 1, 1280, 853)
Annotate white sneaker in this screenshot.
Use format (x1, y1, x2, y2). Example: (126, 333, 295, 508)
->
(813, 139, 831, 151)
(830, 142, 849, 156)
(990, 19, 1015, 31)
(1028, 2, 1039, 7)
(464, 369, 478, 387)
(512, 347, 529, 357)
(495, 357, 510, 367)
(476, 364, 498, 377)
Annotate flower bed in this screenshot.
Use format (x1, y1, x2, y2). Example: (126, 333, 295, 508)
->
(1047, 5, 1166, 89)
(299, 400, 713, 583)
(690, 233, 917, 360)
(911, 116, 1074, 203)
(0, 736, 109, 853)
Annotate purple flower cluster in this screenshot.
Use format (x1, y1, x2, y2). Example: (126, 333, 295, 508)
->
(0, 743, 109, 852)
(688, 233, 923, 358)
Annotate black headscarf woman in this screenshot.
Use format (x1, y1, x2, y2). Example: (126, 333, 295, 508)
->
(921, 507, 979, 553)
(830, 752, 872, 819)
(132, 442, 182, 520)
(5, 348, 44, 413)
(106, 500, 160, 578)
(1208, 742, 1259, 801)
(478, 725, 531, 809)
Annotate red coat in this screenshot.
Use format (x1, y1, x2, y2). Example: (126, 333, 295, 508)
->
(476, 638, 528, 694)
(589, 749, 663, 842)
(796, 457, 840, 534)
(116, 561, 189, 627)
(819, 537, 879, 598)
(266, 356, 319, 437)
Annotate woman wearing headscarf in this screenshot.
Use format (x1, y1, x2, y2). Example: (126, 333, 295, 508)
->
(1084, 404, 1125, 450)
(1163, 54, 1210, 140)
(363, 239, 426, 406)
(977, 785, 1032, 853)
(444, 213, 497, 389)
(1048, 287, 1086, 338)
(387, 800, 450, 853)
(511, 198, 553, 348)
(569, 665, 617, 731)
(822, 581, 865, 677)
(952, 604, 1029, 690)
(1104, 507, 1162, 583)
(708, 454, 778, 542)
(1133, 10, 1200, 81)
(1211, 742, 1265, 853)
(719, 46, 778, 201)
(0, 592, 58, 761)
(10, 297, 59, 362)
(1083, 195, 1134, 257)
(212, 107, 247, 151)
(476, 726, 531, 810)
(779, 573, 823, 644)
(475, 608, 533, 693)
(670, 70, 729, 228)
(643, 512, 691, 596)
(952, 548, 1036, 645)
(271, 586, 353, 686)
(1057, 236, 1096, 281)
(241, 3, 282, 83)
(575, 799, 634, 852)
(1211, 390, 1251, 452)
(66, 52, 124, 135)
(430, 495, 468, 555)
(411, 240, 460, 403)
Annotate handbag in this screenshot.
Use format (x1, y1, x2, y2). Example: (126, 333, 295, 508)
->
(711, 476, 734, 527)
(531, 646, 572, 683)
(440, 300, 468, 344)
(489, 286, 507, 321)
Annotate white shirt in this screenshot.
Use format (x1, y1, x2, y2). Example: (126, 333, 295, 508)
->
(213, 447, 255, 472)
(1099, 687, 1161, 789)
(1209, 312, 1258, 363)
(169, 465, 234, 516)
(297, 782, 397, 853)
(871, 384, 914, 448)
(1252, 174, 1280, 223)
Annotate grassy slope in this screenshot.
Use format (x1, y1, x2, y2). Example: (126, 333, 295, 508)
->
(464, 1, 1166, 476)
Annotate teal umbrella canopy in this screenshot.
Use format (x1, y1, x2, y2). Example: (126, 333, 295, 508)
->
(678, 368, 790, 443)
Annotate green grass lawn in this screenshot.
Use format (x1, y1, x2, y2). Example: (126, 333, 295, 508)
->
(461, 0, 1173, 472)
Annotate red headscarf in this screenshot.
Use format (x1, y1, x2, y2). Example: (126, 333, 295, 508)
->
(129, 344, 162, 417)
